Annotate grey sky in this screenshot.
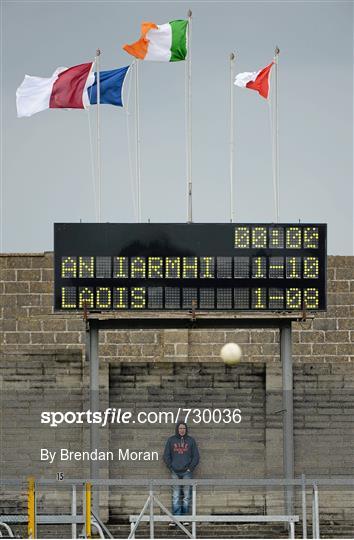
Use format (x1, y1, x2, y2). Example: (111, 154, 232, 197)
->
(1, 1, 353, 255)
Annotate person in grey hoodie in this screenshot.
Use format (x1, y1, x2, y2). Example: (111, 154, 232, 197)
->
(163, 422, 200, 523)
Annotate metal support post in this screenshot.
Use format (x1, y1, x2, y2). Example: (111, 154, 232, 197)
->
(192, 483, 197, 538)
(301, 473, 307, 539)
(280, 323, 294, 516)
(130, 521, 135, 539)
(315, 485, 320, 539)
(128, 495, 151, 540)
(71, 484, 77, 539)
(312, 483, 320, 539)
(27, 477, 36, 539)
(0, 523, 14, 537)
(85, 482, 92, 539)
(82, 482, 86, 514)
(149, 484, 154, 539)
(312, 488, 315, 539)
(152, 495, 193, 538)
(89, 323, 100, 515)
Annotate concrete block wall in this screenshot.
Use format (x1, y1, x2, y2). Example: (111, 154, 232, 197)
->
(0, 351, 87, 515)
(1, 254, 354, 363)
(1, 253, 354, 525)
(109, 362, 266, 517)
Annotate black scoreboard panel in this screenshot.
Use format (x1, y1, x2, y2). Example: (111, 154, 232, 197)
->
(54, 223, 327, 312)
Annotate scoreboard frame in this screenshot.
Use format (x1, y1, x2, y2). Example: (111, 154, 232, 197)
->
(54, 223, 327, 312)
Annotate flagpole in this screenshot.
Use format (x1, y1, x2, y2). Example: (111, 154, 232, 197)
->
(274, 46, 280, 223)
(135, 60, 141, 223)
(96, 49, 101, 223)
(229, 52, 235, 223)
(186, 9, 192, 223)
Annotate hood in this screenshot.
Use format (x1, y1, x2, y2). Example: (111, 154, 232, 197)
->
(175, 422, 188, 438)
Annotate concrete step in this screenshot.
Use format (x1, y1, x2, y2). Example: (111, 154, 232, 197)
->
(7, 521, 354, 538)
(108, 522, 354, 539)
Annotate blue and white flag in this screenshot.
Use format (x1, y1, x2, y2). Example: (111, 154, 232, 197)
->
(87, 66, 130, 107)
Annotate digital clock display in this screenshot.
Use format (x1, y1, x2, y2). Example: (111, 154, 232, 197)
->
(54, 223, 327, 311)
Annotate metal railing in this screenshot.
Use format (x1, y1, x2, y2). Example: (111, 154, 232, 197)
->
(1, 476, 353, 539)
(0, 521, 15, 538)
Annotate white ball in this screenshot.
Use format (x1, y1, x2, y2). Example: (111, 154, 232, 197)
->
(220, 342, 242, 365)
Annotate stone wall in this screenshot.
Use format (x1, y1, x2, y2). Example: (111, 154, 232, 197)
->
(109, 362, 266, 518)
(1, 254, 354, 364)
(1, 253, 354, 529)
(0, 351, 87, 517)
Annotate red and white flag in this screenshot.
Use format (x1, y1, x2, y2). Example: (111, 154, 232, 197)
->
(16, 62, 94, 117)
(234, 62, 274, 99)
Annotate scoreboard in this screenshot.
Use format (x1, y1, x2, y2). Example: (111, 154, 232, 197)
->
(54, 223, 327, 312)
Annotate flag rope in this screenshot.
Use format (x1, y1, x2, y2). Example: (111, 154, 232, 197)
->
(135, 60, 142, 222)
(268, 48, 280, 223)
(275, 49, 280, 222)
(229, 52, 235, 223)
(186, 9, 192, 222)
(96, 49, 101, 223)
(184, 38, 189, 221)
(86, 58, 98, 222)
(86, 109, 98, 222)
(124, 63, 138, 222)
(268, 95, 278, 223)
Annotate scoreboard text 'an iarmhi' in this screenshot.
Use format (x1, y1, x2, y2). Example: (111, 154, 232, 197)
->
(54, 223, 327, 312)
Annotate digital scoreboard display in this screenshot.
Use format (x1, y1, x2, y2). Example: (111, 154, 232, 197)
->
(54, 223, 327, 312)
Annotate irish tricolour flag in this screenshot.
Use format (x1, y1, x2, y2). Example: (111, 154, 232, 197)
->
(123, 20, 188, 62)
